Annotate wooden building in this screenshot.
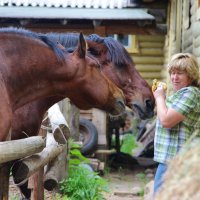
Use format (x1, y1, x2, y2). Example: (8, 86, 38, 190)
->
(163, 0, 200, 85)
(0, 0, 169, 154)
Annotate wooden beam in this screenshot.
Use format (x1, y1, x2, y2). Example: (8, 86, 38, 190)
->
(94, 26, 106, 36)
(0, 136, 45, 164)
(1, 22, 166, 35)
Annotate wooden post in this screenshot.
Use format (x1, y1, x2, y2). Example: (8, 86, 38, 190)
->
(29, 168, 44, 200)
(58, 99, 79, 141)
(0, 163, 11, 200)
(29, 121, 47, 200)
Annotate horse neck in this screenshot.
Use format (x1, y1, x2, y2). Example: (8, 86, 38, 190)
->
(0, 36, 73, 110)
(37, 96, 64, 111)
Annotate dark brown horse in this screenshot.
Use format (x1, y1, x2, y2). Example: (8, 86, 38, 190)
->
(0, 27, 125, 142)
(11, 33, 154, 140)
(10, 32, 154, 199)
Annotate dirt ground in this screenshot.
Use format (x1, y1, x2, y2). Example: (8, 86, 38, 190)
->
(9, 166, 155, 200)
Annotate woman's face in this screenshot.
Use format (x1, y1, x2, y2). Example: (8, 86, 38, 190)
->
(170, 70, 192, 91)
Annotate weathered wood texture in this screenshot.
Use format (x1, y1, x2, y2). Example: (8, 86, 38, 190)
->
(58, 99, 80, 141)
(132, 35, 165, 84)
(48, 103, 70, 144)
(28, 126, 47, 200)
(166, 0, 200, 70)
(0, 136, 45, 164)
(28, 168, 44, 200)
(12, 144, 65, 184)
(44, 133, 68, 191)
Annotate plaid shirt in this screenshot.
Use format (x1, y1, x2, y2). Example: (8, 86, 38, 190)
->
(154, 86, 200, 164)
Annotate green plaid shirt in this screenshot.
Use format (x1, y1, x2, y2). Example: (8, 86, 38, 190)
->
(154, 86, 200, 164)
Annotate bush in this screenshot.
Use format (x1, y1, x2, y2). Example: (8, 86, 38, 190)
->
(59, 140, 109, 200)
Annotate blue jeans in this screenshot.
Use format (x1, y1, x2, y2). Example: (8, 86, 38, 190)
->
(154, 163, 167, 195)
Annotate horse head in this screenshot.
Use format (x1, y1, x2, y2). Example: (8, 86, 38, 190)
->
(87, 34, 155, 120)
(62, 33, 125, 116)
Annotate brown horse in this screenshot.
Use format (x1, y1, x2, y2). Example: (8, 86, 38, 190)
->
(11, 33, 155, 140)
(10, 32, 154, 199)
(0, 27, 125, 142)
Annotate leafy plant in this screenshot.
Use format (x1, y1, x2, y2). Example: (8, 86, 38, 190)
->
(59, 139, 109, 200)
(120, 134, 138, 155)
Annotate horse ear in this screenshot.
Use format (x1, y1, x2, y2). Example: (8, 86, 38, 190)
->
(77, 32, 87, 58)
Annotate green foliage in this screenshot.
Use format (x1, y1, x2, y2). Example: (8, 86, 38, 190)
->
(136, 172, 147, 197)
(10, 197, 20, 200)
(120, 134, 138, 155)
(59, 139, 109, 200)
(69, 149, 90, 165)
(60, 165, 109, 200)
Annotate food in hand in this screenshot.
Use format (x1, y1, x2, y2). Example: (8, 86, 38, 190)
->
(152, 79, 167, 92)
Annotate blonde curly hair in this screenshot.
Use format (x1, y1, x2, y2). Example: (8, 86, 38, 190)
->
(168, 53, 200, 88)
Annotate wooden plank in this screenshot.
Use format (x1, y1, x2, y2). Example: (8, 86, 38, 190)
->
(135, 64, 163, 72)
(194, 34, 200, 48)
(192, 22, 200, 38)
(94, 26, 106, 36)
(140, 72, 162, 79)
(193, 46, 200, 57)
(139, 48, 164, 56)
(137, 35, 165, 42)
(139, 41, 164, 48)
(182, 29, 193, 50)
(95, 149, 116, 154)
(91, 109, 107, 146)
(133, 56, 164, 64)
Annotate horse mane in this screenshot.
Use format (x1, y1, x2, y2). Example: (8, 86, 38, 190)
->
(87, 34, 134, 68)
(0, 27, 65, 62)
(46, 32, 80, 53)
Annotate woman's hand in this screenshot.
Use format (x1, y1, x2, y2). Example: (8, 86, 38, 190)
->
(153, 83, 166, 100)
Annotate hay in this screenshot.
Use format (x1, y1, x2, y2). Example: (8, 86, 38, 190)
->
(155, 131, 200, 200)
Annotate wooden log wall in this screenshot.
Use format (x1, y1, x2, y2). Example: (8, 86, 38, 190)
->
(131, 35, 165, 85)
(165, 0, 200, 72)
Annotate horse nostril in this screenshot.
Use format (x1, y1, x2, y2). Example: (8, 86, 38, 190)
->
(145, 99, 154, 109)
(117, 99, 125, 110)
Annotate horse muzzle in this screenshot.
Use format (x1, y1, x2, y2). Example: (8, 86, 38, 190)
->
(131, 99, 155, 120)
(109, 98, 126, 116)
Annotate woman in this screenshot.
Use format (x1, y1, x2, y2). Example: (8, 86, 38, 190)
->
(153, 53, 200, 194)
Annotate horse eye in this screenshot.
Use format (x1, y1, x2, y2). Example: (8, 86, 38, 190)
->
(88, 48, 99, 56)
(67, 47, 75, 53)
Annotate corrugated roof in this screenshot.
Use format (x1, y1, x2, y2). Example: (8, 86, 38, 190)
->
(0, 0, 129, 9)
(0, 6, 154, 20)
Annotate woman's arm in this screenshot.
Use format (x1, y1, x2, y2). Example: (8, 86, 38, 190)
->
(154, 85, 185, 128)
